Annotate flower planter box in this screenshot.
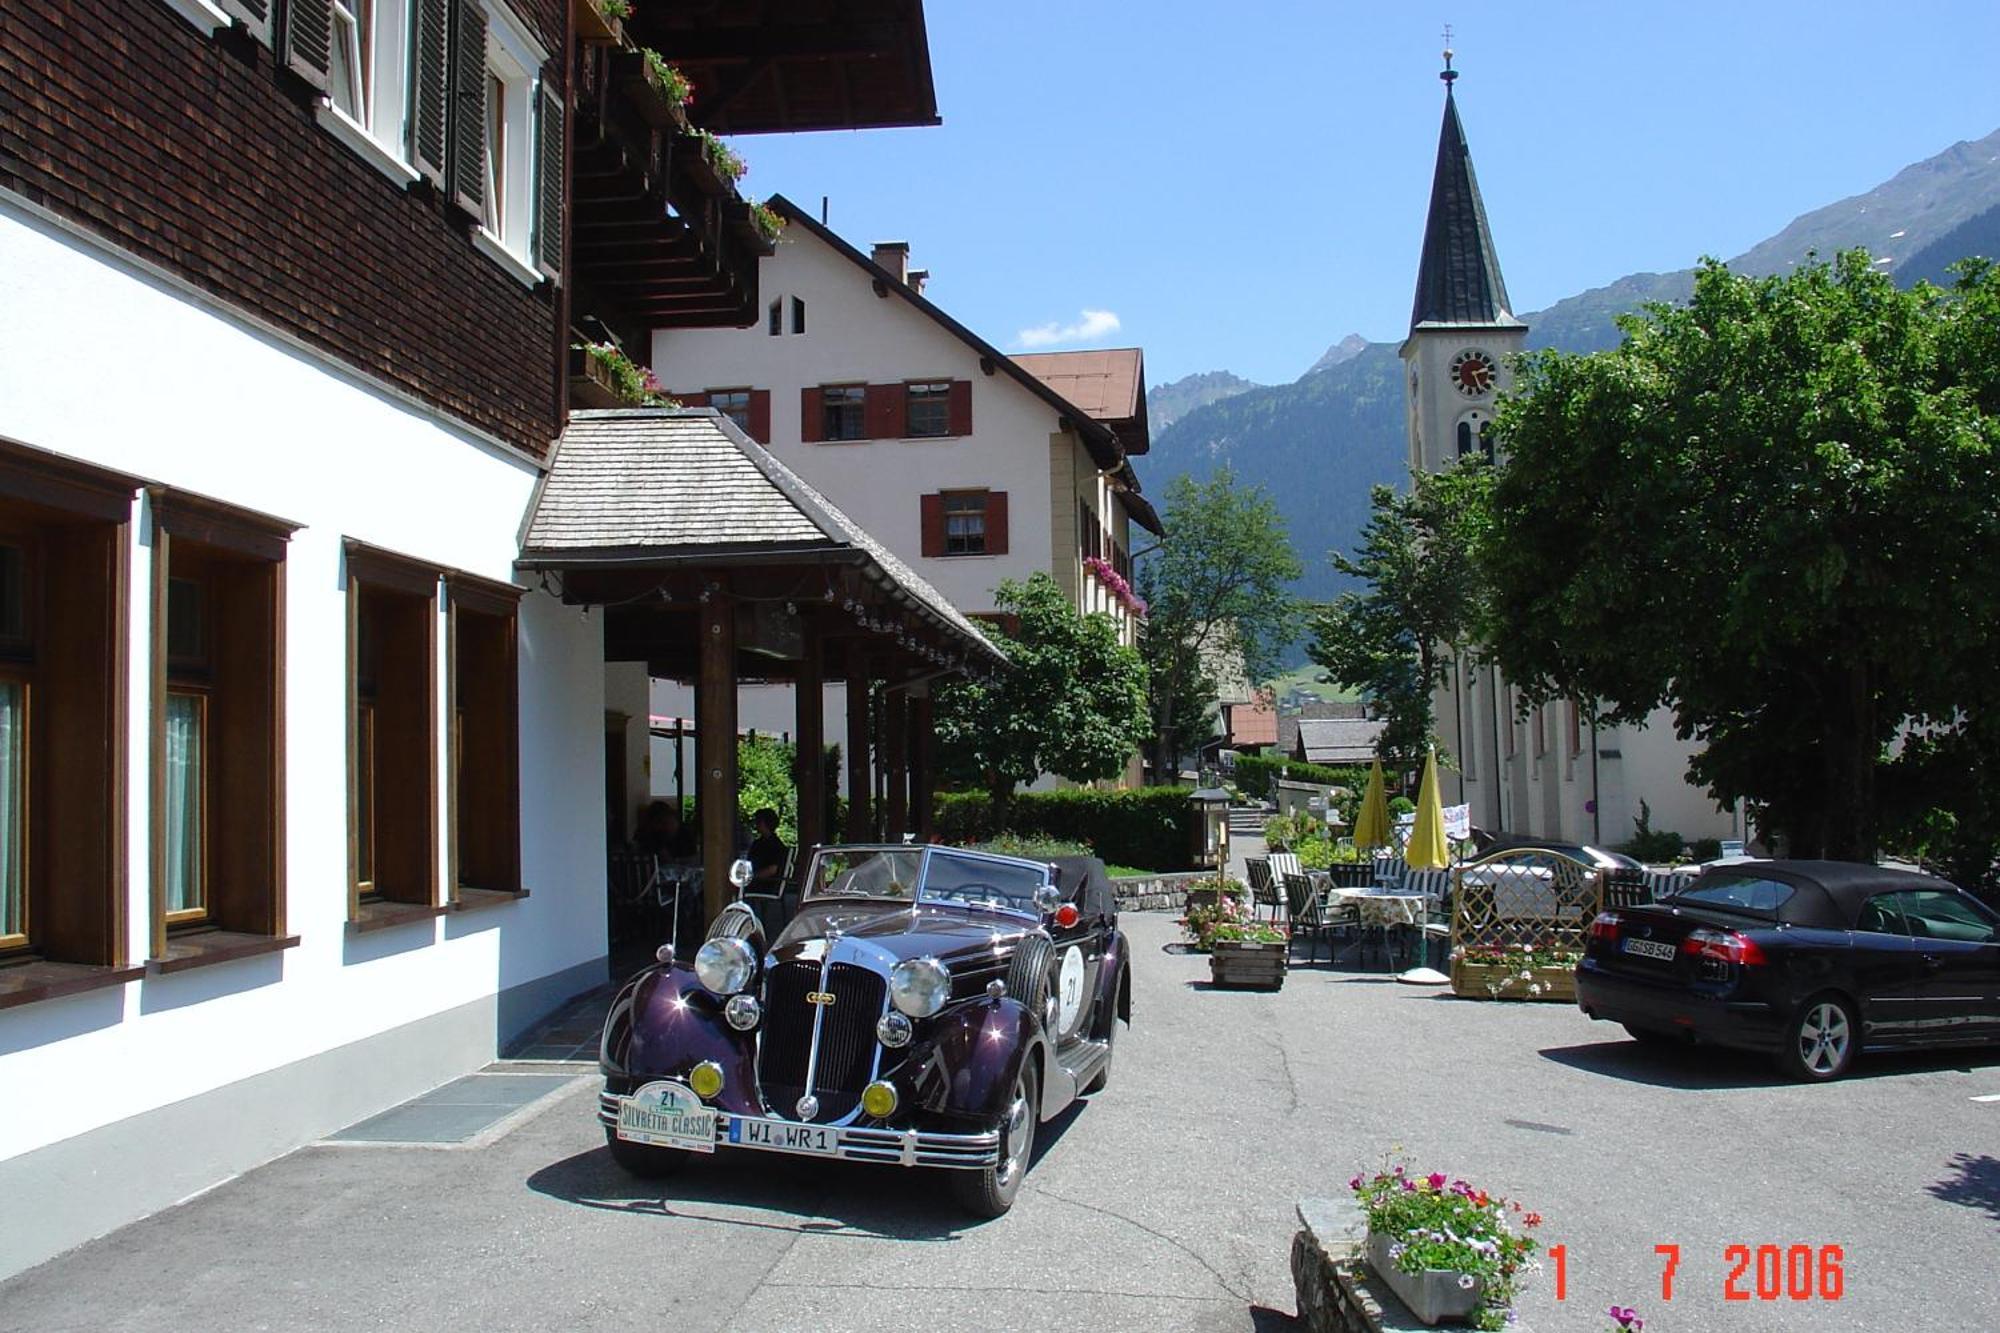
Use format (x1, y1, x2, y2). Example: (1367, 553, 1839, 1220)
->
(724, 200, 778, 257)
(568, 346, 626, 409)
(1449, 957, 1577, 1002)
(573, 0, 622, 45)
(1183, 886, 1244, 915)
(610, 51, 690, 133)
(1365, 1230, 1483, 1326)
(1209, 939, 1287, 990)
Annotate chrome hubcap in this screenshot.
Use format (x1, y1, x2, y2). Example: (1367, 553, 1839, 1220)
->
(995, 1089, 1031, 1187)
(1799, 1003, 1850, 1074)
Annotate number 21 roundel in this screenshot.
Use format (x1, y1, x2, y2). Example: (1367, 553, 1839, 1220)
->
(1057, 946, 1086, 1036)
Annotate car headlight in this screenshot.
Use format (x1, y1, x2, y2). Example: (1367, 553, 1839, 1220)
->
(888, 957, 951, 1018)
(876, 1011, 913, 1048)
(694, 936, 757, 996)
(725, 993, 762, 1031)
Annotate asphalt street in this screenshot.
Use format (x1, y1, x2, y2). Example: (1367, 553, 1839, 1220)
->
(3, 910, 1996, 1332)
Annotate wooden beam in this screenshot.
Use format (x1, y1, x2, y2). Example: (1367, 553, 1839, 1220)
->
(883, 685, 908, 838)
(844, 666, 870, 843)
(910, 694, 934, 840)
(698, 590, 738, 923)
(794, 625, 825, 855)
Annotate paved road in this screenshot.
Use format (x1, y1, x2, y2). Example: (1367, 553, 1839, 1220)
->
(4, 911, 1996, 1332)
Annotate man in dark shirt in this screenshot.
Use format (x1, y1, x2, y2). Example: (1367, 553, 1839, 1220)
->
(746, 807, 788, 891)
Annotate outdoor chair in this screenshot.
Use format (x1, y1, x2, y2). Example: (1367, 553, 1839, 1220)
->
(1600, 870, 1652, 911)
(1284, 872, 1335, 964)
(1245, 856, 1279, 921)
(1267, 852, 1302, 918)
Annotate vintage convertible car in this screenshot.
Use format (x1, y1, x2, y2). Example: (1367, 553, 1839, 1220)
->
(597, 845, 1130, 1215)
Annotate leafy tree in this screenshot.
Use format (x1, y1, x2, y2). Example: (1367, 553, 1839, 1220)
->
(1485, 252, 2000, 865)
(934, 572, 1150, 822)
(1134, 469, 1301, 781)
(1306, 462, 1492, 772)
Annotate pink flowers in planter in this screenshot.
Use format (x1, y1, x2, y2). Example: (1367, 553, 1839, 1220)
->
(1083, 556, 1147, 615)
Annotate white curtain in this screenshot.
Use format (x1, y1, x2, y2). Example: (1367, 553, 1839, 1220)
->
(0, 683, 20, 937)
(166, 694, 203, 915)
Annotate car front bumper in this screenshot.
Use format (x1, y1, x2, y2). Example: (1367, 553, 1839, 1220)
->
(1575, 965, 1787, 1052)
(598, 1090, 1000, 1169)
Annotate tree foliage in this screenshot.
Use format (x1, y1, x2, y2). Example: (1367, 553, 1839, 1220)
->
(934, 572, 1150, 816)
(1134, 468, 1301, 781)
(1486, 252, 2000, 866)
(1306, 462, 1492, 772)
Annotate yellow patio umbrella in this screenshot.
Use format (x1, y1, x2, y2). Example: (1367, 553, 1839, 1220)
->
(1352, 758, 1391, 851)
(1404, 747, 1451, 871)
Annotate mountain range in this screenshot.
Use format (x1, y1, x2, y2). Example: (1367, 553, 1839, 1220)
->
(1142, 126, 2000, 614)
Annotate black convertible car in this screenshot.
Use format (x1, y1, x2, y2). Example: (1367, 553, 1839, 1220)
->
(1577, 860, 2000, 1080)
(598, 846, 1130, 1215)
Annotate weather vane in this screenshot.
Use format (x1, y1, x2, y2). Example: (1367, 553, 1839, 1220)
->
(1441, 24, 1458, 87)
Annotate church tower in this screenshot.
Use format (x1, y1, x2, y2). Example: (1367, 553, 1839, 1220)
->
(1401, 49, 1526, 475)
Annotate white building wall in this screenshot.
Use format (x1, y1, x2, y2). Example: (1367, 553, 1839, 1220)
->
(0, 203, 605, 1214)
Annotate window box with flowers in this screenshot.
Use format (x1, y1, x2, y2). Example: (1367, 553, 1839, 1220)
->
(726, 200, 780, 258)
(1449, 943, 1580, 1002)
(1083, 555, 1147, 616)
(570, 343, 676, 409)
(1351, 1163, 1542, 1329)
(676, 129, 746, 199)
(612, 48, 692, 132)
(575, 0, 629, 45)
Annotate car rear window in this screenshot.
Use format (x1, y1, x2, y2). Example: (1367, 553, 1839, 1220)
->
(1672, 874, 1795, 918)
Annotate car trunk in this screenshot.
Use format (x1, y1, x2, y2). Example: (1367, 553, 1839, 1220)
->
(1588, 903, 1772, 989)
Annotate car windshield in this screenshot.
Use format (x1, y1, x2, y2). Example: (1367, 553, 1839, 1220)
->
(800, 846, 1048, 915)
(1671, 873, 1795, 918)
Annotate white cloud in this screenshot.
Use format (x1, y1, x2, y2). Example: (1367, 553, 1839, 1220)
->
(1015, 308, 1121, 349)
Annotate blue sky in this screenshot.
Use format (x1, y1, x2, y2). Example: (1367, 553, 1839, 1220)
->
(728, 3, 2000, 388)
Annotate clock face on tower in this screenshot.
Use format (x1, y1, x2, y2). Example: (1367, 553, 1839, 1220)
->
(1450, 349, 1497, 397)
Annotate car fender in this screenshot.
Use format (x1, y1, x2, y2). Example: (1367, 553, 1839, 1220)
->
(1091, 927, 1130, 1039)
(621, 965, 762, 1116)
(914, 996, 1046, 1123)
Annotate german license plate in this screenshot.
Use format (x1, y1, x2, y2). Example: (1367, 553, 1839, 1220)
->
(617, 1080, 716, 1152)
(728, 1116, 836, 1156)
(1623, 938, 1677, 961)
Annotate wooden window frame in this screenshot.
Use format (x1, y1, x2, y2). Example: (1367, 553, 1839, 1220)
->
(445, 572, 524, 905)
(148, 488, 299, 964)
(941, 490, 989, 557)
(707, 388, 753, 434)
(0, 670, 29, 953)
(345, 539, 443, 928)
(905, 381, 951, 439)
(821, 385, 867, 442)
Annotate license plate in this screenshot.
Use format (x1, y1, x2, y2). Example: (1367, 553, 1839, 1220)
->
(617, 1080, 716, 1152)
(1623, 937, 1677, 961)
(728, 1116, 836, 1156)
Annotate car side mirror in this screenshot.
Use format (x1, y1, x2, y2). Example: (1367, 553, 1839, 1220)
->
(730, 858, 754, 889)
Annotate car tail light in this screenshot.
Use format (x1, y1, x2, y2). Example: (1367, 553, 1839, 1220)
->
(1587, 912, 1622, 943)
(1683, 928, 1767, 966)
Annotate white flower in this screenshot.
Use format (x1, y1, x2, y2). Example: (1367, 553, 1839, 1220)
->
(1528, 983, 1544, 996)
(1458, 1274, 1477, 1290)
(1519, 970, 1533, 981)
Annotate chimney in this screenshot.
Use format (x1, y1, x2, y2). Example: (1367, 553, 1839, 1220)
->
(871, 241, 910, 284)
(907, 268, 929, 296)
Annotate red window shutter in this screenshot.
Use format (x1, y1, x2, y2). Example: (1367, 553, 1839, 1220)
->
(678, 391, 709, 408)
(947, 380, 972, 436)
(800, 387, 823, 443)
(985, 491, 1009, 555)
(748, 390, 771, 444)
(920, 494, 945, 557)
(865, 384, 903, 440)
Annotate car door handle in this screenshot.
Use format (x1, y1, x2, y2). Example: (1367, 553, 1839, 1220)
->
(1920, 954, 1944, 972)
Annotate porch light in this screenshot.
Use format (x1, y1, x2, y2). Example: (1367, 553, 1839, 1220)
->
(1190, 770, 1231, 871)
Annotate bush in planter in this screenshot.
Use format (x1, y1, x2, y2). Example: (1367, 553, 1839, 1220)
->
(1182, 883, 1253, 950)
(1350, 1163, 1541, 1331)
(933, 787, 1195, 871)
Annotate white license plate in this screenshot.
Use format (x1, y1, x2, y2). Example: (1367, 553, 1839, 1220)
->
(1623, 937, 1677, 961)
(617, 1080, 717, 1152)
(728, 1116, 837, 1156)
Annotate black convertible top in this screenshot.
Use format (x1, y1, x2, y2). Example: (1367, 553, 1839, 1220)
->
(1690, 859, 1956, 929)
(1049, 856, 1118, 923)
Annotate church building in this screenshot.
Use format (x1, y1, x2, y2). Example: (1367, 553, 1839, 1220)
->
(1401, 53, 1740, 851)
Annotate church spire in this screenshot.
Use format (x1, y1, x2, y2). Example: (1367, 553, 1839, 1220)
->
(1409, 48, 1518, 331)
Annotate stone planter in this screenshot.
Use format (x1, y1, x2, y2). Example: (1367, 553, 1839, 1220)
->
(1209, 939, 1286, 990)
(1365, 1230, 1483, 1326)
(1448, 957, 1577, 1002)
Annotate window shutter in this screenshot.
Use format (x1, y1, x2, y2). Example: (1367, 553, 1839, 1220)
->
(865, 384, 901, 440)
(448, 0, 489, 221)
(800, 387, 823, 443)
(947, 380, 972, 436)
(409, 0, 450, 186)
(217, 0, 273, 45)
(920, 494, 944, 558)
(986, 491, 1009, 555)
(748, 391, 771, 444)
(535, 78, 564, 282)
(678, 392, 709, 408)
(281, 0, 332, 90)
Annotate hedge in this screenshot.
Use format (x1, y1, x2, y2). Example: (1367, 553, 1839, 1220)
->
(934, 787, 1197, 872)
(1231, 752, 1369, 801)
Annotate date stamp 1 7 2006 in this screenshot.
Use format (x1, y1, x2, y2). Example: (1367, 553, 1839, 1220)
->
(1548, 1243, 1847, 1304)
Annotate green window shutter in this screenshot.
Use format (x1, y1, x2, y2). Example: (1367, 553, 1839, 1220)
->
(408, 0, 450, 187)
(448, 0, 490, 222)
(217, 0, 272, 46)
(281, 0, 332, 92)
(535, 77, 564, 282)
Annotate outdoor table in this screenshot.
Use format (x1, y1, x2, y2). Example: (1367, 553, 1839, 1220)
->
(1328, 887, 1431, 971)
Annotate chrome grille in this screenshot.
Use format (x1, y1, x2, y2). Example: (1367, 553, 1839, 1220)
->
(759, 960, 884, 1122)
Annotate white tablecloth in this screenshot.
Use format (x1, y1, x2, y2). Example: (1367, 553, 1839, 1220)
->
(1329, 888, 1429, 928)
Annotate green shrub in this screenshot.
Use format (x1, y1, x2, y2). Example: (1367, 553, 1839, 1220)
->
(965, 834, 1093, 860)
(1232, 752, 1369, 802)
(934, 787, 1196, 871)
(1687, 837, 1722, 863)
(1621, 800, 1687, 864)
(1388, 796, 1416, 818)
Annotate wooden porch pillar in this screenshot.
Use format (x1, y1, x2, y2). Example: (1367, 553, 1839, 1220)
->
(698, 593, 737, 923)
(794, 629, 825, 856)
(844, 665, 870, 842)
(884, 687, 909, 838)
(910, 694, 934, 840)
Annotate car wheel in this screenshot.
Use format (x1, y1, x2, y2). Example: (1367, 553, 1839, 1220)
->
(604, 1126, 689, 1178)
(1776, 993, 1858, 1082)
(952, 1064, 1038, 1218)
(1083, 1013, 1117, 1093)
(1622, 1023, 1685, 1047)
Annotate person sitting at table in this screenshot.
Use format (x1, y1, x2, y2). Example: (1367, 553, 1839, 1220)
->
(635, 801, 698, 860)
(746, 807, 788, 892)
